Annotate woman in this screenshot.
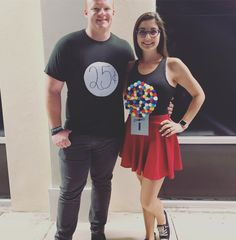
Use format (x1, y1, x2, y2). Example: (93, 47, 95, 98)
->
(120, 12, 205, 240)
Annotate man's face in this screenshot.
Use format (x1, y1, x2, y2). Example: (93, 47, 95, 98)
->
(84, 0, 114, 31)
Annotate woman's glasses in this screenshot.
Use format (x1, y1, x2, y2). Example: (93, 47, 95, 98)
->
(137, 28, 161, 38)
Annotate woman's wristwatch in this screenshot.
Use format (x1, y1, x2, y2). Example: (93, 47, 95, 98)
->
(179, 119, 188, 130)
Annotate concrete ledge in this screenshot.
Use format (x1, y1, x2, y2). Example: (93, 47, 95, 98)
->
(0, 199, 11, 208)
(163, 200, 236, 212)
(0, 138, 6, 144)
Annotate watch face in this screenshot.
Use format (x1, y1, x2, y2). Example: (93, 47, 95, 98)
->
(180, 120, 187, 126)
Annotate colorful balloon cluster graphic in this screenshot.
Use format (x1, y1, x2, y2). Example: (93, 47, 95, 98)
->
(124, 81, 158, 118)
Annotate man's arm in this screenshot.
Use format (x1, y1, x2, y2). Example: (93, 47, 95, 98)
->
(45, 75, 71, 148)
(45, 75, 64, 128)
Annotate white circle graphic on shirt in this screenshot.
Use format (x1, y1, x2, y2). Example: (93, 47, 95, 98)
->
(84, 62, 119, 97)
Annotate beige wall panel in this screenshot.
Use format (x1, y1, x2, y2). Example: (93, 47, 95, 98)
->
(112, 0, 156, 47)
(110, 0, 156, 212)
(0, 0, 51, 211)
(41, 0, 87, 187)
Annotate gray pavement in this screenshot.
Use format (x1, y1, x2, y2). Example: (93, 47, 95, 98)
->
(1, 206, 236, 240)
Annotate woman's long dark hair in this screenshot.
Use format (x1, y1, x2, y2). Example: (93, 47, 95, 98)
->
(133, 12, 169, 59)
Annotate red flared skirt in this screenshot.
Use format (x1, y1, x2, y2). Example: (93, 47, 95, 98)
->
(120, 114, 183, 180)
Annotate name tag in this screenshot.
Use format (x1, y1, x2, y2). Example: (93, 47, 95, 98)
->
(131, 115, 149, 136)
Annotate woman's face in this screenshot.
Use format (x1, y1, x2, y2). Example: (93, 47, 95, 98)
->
(137, 19, 160, 53)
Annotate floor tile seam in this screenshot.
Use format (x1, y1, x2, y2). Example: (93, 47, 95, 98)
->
(169, 212, 179, 240)
(42, 221, 55, 240)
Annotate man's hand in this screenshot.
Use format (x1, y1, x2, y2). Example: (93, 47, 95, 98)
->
(167, 98, 174, 117)
(52, 129, 72, 148)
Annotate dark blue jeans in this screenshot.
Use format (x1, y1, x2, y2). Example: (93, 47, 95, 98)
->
(55, 135, 121, 240)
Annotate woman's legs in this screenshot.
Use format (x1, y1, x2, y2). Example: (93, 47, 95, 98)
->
(140, 176, 171, 239)
(142, 208, 155, 240)
(140, 177, 166, 225)
(136, 174, 156, 240)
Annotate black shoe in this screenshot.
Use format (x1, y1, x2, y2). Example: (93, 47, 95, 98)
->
(144, 232, 157, 240)
(91, 233, 106, 240)
(157, 210, 170, 240)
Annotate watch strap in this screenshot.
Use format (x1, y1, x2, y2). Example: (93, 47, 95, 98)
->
(51, 126, 64, 136)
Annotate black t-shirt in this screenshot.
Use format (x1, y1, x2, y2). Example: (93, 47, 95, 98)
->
(45, 29, 134, 137)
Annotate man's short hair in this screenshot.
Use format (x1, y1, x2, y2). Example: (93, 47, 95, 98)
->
(84, 0, 114, 9)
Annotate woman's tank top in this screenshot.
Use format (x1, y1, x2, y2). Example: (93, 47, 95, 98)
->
(127, 58, 176, 115)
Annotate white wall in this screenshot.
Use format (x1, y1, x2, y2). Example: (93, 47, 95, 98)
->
(110, 0, 156, 212)
(0, 0, 51, 211)
(41, 0, 88, 188)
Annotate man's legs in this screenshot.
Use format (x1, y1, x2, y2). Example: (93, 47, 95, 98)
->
(55, 136, 91, 240)
(89, 136, 121, 237)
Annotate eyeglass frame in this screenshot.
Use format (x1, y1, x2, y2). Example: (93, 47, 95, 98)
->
(136, 28, 161, 38)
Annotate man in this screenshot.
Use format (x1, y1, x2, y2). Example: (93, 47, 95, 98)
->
(45, 1, 134, 240)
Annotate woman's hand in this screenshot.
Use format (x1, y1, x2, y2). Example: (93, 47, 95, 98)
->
(159, 119, 184, 137)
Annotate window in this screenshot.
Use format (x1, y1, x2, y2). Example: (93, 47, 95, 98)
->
(0, 92, 4, 137)
(157, 0, 236, 136)
(0, 91, 10, 198)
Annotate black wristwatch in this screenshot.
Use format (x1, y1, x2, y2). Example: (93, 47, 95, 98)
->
(179, 119, 188, 129)
(51, 126, 64, 136)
